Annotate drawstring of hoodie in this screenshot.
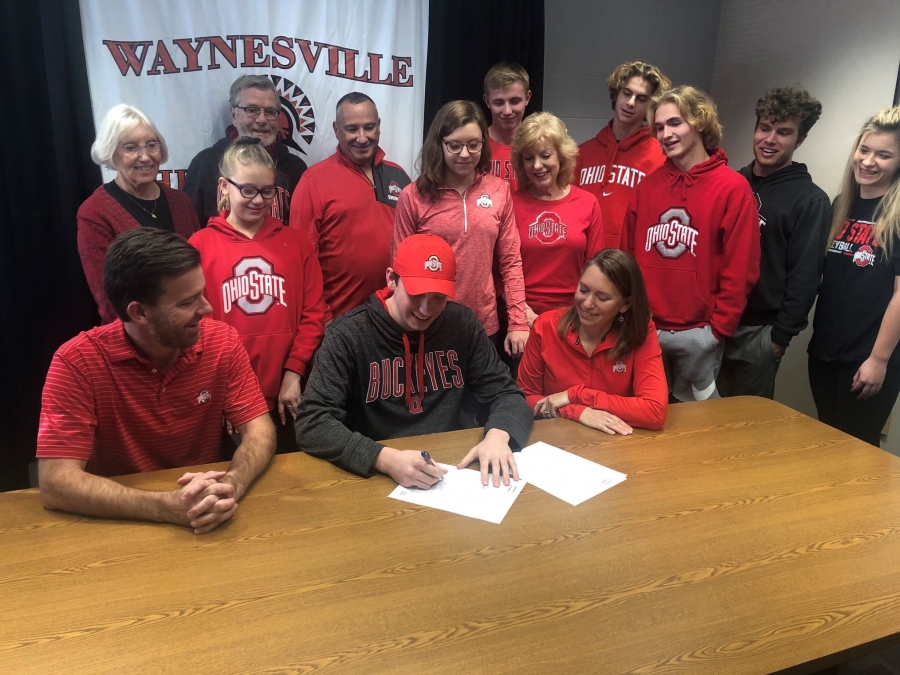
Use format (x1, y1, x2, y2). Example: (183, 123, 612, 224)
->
(665, 170, 694, 200)
(402, 332, 425, 414)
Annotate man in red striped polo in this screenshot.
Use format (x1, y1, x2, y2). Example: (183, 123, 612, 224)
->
(37, 228, 275, 534)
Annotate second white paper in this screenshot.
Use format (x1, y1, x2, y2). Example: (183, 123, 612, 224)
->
(515, 441, 627, 506)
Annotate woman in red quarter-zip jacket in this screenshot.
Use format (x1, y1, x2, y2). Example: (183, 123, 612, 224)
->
(518, 249, 668, 433)
(393, 100, 530, 358)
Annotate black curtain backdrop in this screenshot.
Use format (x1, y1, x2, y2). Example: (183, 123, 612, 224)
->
(424, 0, 544, 142)
(0, 0, 545, 492)
(0, 1, 100, 491)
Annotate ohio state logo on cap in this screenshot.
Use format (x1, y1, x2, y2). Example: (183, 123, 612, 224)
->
(424, 255, 443, 272)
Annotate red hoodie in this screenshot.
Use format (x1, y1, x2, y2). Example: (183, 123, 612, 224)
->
(575, 121, 666, 250)
(517, 309, 668, 430)
(621, 149, 760, 341)
(189, 214, 325, 409)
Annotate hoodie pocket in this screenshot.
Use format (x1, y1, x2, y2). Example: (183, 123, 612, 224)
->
(643, 266, 709, 325)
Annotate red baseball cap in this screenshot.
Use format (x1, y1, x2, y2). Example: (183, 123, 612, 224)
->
(392, 234, 456, 298)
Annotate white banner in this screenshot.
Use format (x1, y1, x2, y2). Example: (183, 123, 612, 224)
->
(79, 0, 428, 188)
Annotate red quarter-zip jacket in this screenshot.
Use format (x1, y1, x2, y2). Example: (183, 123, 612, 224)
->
(517, 309, 668, 429)
(621, 149, 760, 341)
(393, 172, 528, 336)
(190, 213, 325, 409)
(290, 145, 411, 321)
(575, 121, 666, 250)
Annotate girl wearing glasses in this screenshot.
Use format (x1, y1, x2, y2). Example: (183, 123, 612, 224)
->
(189, 138, 325, 451)
(393, 100, 529, 358)
(808, 107, 900, 446)
(78, 104, 199, 324)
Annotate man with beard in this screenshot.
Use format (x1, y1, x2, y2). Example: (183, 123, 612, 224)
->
(291, 92, 411, 321)
(718, 86, 830, 398)
(37, 229, 275, 534)
(185, 75, 307, 226)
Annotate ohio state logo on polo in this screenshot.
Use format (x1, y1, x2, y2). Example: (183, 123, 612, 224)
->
(221, 256, 287, 315)
(645, 207, 699, 259)
(528, 211, 568, 245)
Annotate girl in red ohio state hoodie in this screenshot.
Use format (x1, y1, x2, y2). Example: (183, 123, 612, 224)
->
(189, 138, 325, 449)
(622, 87, 759, 402)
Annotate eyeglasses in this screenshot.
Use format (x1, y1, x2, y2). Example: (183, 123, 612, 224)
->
(225, 177, 277, 199)
(443, 139, 484, 154)
(234, 105, 280, 120)
(120, 141, 162, 156)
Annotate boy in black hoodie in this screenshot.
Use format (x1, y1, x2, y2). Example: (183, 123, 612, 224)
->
(718, 86, 831, 399)
(296, 234, 532, 489)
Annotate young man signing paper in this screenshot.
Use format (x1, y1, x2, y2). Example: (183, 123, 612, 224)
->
(295, 234, 533, 489)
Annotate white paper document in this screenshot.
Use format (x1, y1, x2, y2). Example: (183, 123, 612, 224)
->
(515, 441, 627, 506)
(388, 463, 525, 524)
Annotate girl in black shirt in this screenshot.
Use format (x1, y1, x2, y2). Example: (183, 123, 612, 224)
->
(809, 107, 900, 445)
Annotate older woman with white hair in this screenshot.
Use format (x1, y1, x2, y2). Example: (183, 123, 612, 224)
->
(77, 104, 199, 323)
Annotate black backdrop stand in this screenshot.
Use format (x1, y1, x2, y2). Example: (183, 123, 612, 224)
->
(424, 0, 545, 145)
(0, 0, 100, 491)
(0, 0, 544, 491)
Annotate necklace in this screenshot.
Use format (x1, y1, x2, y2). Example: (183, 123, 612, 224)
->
(120, 185, 159, 219)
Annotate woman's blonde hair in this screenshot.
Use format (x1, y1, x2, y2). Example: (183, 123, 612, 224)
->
(647, 86, 722, 150)
(830, 107, 900, 256)
(217, 137, 275, 211)
(511, 112, 579, 191)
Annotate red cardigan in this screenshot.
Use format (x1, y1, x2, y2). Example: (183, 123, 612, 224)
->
(76, 183, 200, 324)
(517, 308, 668, 430)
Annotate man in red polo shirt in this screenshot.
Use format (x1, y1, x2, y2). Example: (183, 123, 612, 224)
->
(37, 228, 275, 534)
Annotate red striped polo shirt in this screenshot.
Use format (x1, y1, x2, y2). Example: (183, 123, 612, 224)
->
(37, 319, 268, 477)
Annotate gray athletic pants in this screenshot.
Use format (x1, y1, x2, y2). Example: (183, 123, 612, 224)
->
(657, 325, 724, 402)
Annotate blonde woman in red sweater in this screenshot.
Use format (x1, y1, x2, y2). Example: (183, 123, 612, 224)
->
(518, 249, 668, 433)
(393, 100, 529, 358)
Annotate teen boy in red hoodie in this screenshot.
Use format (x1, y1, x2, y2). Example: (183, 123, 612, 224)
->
(575, 61, 671, 250)
(622, 86, 760, 402)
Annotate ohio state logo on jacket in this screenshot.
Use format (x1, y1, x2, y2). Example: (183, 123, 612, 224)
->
(645, 207, 699, 259)
(222, 256, 287, 315)
(528, 211, 568, 244)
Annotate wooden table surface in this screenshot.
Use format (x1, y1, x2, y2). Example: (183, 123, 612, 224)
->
(3, 397, 900, 674)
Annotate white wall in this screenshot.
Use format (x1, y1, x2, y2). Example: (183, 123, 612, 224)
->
(544, 0, 723, 144)
(711, 0, 900, 436)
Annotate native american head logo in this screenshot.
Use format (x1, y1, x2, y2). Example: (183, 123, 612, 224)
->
(270, 75, 315, 156)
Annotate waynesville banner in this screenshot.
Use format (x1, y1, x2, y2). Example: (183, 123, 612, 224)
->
(79, 0, 429, 188)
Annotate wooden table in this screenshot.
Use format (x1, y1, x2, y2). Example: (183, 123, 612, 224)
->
(3, 397, 900, 674)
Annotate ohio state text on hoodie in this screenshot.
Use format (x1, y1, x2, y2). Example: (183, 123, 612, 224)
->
(296, 290, 533, 477)
(189, 213, 325, 409)
(621, 149, 760, 341)
(575, 121, 666, 250)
